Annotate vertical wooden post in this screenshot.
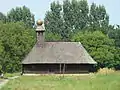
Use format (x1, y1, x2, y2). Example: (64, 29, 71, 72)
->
(59, 64, 61, 74)
(63, 63, 65, 77)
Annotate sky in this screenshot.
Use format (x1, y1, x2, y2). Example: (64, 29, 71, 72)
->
(0, 0, 120, 25)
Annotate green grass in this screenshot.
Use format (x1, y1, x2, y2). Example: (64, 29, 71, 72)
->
(4, 73, 20, 78)
(1, 72, 120, 90)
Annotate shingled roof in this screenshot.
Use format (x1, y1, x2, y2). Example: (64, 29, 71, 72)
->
(22, 42, 97, 64)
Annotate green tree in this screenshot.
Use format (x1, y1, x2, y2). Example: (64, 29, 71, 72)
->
(114, 47, 120, 70)
(63, 0, 89, 31)
(44, 1, 64, 39)
(71, 0, 89, 30)
(45, 32, 62, 41)
(71, 31, 116, 69)
(0, 22, 36, 73)
(0, 12, 6, 23)
(89, 3, 109, 34)
(63, 0, 89, 40)
(7, 6, 35, 28)
(108, 26, 120, 48)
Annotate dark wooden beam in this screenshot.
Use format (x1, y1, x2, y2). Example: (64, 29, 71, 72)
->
(59, 64, 61, 74)
(63, 63, 65, 75)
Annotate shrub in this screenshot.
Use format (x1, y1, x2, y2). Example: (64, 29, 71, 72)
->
(97, 68, 115, 75)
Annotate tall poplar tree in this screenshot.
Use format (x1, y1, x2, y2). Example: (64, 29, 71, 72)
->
(44, 1, 64, 40)
(89, 3, 109, 34)
(44, 0, 109, 40)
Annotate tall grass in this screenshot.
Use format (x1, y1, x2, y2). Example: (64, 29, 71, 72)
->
(97, 68, 115, 75)
(1, 72, 120, 90)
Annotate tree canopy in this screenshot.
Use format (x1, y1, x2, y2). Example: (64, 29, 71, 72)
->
(44, 0, 109, 41)
(108, 26, 120, 48)
(0, 6, 35, 28)
(71, 31, 116, 69)
(0, 22, 36, 73)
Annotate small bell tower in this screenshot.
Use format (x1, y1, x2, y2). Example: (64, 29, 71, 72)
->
(36, 20, 45, 47)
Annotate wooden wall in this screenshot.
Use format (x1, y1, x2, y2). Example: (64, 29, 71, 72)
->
(23, 64, 94, 74)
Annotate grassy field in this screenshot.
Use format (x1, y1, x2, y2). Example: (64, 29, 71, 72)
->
(1, 72, 120, 90)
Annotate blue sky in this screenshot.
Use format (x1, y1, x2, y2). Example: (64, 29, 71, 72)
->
(0, 0, 120, 25)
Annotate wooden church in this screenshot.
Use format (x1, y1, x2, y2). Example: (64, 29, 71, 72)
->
(22, 20, 97, 74)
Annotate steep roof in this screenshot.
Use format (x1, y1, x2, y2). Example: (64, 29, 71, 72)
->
(22, 42, 97, 64)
